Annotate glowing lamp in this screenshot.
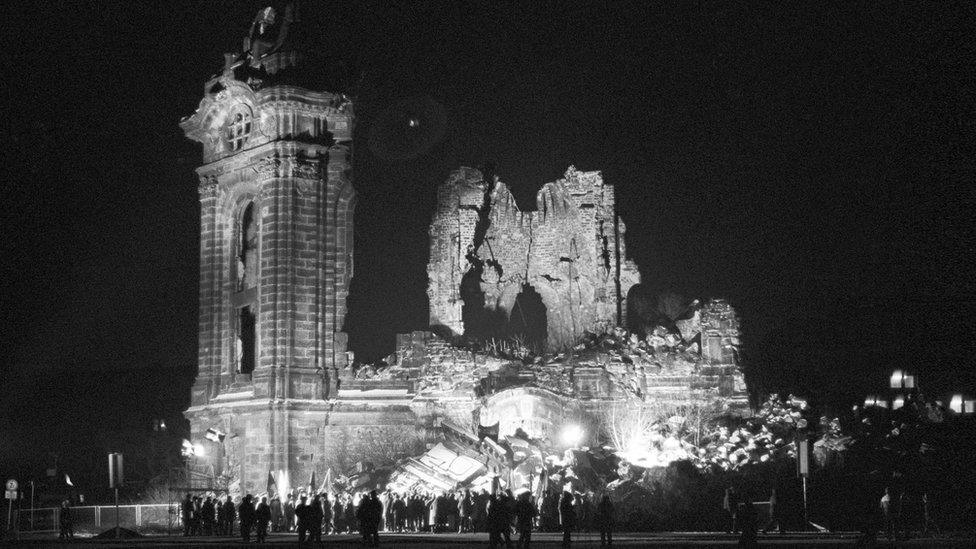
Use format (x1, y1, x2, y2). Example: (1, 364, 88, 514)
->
(966, 400, 976, 414)
(890, 370, 903, 389)
(193, 443, 206, 457)
(559, 424, 584, 448)
(181, 439, 195, 457)
(903, 375, 915, 389)
(892, 396, 904, 410)
(949, 395, 963, 414)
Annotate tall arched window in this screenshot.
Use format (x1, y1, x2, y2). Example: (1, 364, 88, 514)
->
(237, 202, 259, 290)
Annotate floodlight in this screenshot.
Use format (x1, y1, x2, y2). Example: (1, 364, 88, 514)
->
(559, 424, 584, 447)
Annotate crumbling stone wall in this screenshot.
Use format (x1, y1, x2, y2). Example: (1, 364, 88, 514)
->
(428, 166, 640, 349)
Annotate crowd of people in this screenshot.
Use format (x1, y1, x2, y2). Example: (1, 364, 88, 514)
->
(180, 487, 616, 547)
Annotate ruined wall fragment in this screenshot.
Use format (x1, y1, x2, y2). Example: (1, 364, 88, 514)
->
(428, 166, 640, 348)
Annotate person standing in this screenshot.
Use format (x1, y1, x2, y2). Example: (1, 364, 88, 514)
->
(255, 496, 271, 543)
(239, 494, 255, 543)
(321, 493, 333, 536)
(761, 488, 780, 534)
(181, 494, 193, 536)
(59, 500, 74, 540)
(310, 494, 324, 542)
(922, 492, 939, 537)
(487, 494, 504, 549)
(295, 494, 310, 542)
(737, 497, 759, 548)
(594, 494, 614, 547)
(723, 486, 739, 534)
(559, 491, 576, 548)
(880, 487, 894, 541)
(284, 493, 297, 532)
(201, 496, 216, 535)
(270, 494, 283, 532)
(514, 491, 538, 549)
(223, 495, 236, 537)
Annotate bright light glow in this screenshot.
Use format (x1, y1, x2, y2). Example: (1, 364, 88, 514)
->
(949, 395, 963, 414)
(890, 370, 903, 389)
(559, 424, 584, 447)
(181, 439, 195, 457)
(893, 396, 904, 410)
(904, 375, 915, 389)
(193, 443, 206, 457)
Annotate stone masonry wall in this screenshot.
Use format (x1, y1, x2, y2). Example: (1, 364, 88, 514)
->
(428, 166, 640, 349)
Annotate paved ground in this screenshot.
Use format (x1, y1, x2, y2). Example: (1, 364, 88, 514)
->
(4, 531, 975, 548)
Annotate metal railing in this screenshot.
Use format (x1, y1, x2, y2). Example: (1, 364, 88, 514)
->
(16, 503, 180, 536)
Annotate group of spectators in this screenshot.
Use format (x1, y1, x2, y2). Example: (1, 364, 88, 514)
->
(180, 487, 616, 547)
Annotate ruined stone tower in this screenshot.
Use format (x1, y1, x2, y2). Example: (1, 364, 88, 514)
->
(427, 166, 641, 349)
(180, 4, 356, 494)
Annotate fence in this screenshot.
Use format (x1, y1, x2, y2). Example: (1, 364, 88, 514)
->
(15, 503, 180, 536)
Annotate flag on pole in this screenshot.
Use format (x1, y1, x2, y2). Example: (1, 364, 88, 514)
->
(320, 468, 334, 494)
(534, 467, 547, 501)
(65, 474, 74, 487)
(308, 470, 317, 496)
(267, 471, 277, 498)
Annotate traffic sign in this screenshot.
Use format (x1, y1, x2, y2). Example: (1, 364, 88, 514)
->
(4, 490, 15, 500)
(4, 479, 16, 492)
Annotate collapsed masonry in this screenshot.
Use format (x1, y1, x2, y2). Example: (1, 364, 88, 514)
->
(357, 298, 747, 491)
(427, 166, 641, 349)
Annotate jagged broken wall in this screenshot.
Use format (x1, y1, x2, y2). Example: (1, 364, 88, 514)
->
(428, 166, 641, 348)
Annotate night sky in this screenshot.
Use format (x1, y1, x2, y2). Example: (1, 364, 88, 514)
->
(3, 2, 974, 479)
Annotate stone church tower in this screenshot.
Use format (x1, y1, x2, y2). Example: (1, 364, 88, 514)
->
(180, 4, 356, 494)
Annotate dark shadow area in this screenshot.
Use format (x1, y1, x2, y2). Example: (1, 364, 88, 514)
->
(508, 284, 547, 348)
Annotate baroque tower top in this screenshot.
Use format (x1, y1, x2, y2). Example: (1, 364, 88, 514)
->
(180, 3, 352, 165)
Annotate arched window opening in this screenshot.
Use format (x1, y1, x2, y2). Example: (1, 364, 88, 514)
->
(237, 306, 257, 375)
(237, 202, 259, 290)
(225, 105, 253, 152)
(508, 284, 547, 350)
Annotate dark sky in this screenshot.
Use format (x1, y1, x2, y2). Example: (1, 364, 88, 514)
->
(3, 0, 974, 458)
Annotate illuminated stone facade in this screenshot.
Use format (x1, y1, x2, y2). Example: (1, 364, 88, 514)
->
(427, 166, 641, 348)
(181, 5, 747, 494)
(180, 5, 418, 495)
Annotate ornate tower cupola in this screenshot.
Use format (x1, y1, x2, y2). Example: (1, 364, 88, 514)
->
(179, 3, 355, 494)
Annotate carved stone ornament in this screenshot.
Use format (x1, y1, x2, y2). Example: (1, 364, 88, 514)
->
(296, 178, 315, 196)
(198, 175, 220, 196)
(254, 157, 282, 178)
(260, 114, 277, 137)
(291, 158, 320, 180)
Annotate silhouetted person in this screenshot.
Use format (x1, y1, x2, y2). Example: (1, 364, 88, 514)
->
(181, 494, 193, 536)
(255, 496, 271, 542)
(761, 488, 780, 534)
(270, 495, 282, 532)
(559, 492, 576, 548)
(738, 498, 759, 548)
(310, 495, 324, 542)
(723, 486, 739, 533)
(59, 500, 74, 540)
(201, 496, 216, 535)
(880, 487, 894, 541)
(514, 491, 537, 548)
(284, 493, 296, 532)
(594, 495, 614, 547)
(922, 492, 939, 536)
(239, 494, 255, 542)
(295, 494, 310, 542)
(487, 494, 504, 549)
(222, 495, 236, 537)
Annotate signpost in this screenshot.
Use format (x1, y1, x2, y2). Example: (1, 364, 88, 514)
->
(108, 453, 124, 539)
(5, 479, 17, 537)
